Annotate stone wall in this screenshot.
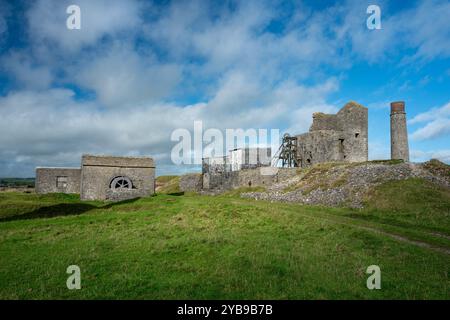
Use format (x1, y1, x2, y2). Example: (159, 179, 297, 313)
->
(337, 101, 368, 163)
(202, 167, 297, 191)
(35, 167, 81, 194)
(180, 173, 203, 192)
(80, 155, 155, 201)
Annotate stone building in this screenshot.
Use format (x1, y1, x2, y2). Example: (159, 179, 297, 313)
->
(35, 154, 155, 201)
(390, 101, 409, 161)
(35, 167, 81, 194)
(295, 101, 368, 168)
(80, 155, 155, 201)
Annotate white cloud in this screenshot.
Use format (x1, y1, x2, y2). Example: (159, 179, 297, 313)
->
(409, 102, 450, 124)
(410, 118, 450, 141)
(74, 44, 181, 108)
(144, 0, 348, 83)
(0, 76, 339, 176)
(410, 101, 450, 141)
(27, 0, 142, 53)
(1, 51, 53, 90)
(331, 0, 450, 63)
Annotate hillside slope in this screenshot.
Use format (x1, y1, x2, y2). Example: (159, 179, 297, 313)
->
(242, 160, 450, 208)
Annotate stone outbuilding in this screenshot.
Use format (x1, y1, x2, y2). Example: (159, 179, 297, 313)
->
(80, 155, 155, 201)
(35, 154, 155, 201)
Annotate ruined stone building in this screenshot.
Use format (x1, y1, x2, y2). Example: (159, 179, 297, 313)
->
(188, 100, 410, 193)
(36, 154, 155, 201)
(295, 101, 368, 168)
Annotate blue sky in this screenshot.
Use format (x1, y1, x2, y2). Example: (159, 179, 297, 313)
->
(0, 0, 449, 177)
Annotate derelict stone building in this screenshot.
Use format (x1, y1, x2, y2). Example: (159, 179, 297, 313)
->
(80, 155, 155, 201)
(189, 100, 410, 193)
(35, 154, 155, 201)
(295, 101, 368, 168)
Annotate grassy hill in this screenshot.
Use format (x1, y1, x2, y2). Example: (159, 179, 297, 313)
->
(0, 177, 449, 299)
(155, 175, 180, 194)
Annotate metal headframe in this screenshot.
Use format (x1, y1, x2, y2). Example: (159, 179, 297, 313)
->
(271, 133, 299, 167)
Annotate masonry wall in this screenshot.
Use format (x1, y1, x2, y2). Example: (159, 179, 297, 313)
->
(35, 168, 81, 194)
(296, 131, 342, 167)
(337, 102, 368, 163)
(80, 155, 155, 201)
(203, 167, 297, 191)
(180, 173, 203, 192)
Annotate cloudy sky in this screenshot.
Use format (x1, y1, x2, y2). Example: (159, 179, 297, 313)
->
(0, 0, 449, 177)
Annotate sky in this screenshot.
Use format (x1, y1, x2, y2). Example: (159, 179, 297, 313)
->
(0, 0, 449, 177)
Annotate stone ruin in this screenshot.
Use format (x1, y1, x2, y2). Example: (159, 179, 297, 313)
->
(35, 101, 410, 197)
(192, 100, 410, 193)
(295, 101, 368, 167)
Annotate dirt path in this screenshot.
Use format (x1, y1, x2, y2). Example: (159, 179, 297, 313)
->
(355, 225, 450, 255)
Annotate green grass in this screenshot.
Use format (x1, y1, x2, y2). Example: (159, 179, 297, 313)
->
(156, 176, 181, 194)
(156, 175, 179, 184)
(0, 178, 449, 299)
(358, 178, 450, 233)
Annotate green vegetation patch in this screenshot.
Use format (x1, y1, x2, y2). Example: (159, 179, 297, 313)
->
(355, 178, 450, 234)
(0, 188, 449, 299)
(156, 175, 181, 195)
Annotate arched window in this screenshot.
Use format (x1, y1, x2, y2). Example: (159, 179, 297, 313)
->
(110, 176, 133, 191)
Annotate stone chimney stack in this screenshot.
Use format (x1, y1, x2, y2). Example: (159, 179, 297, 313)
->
(390, 101, 409, 161)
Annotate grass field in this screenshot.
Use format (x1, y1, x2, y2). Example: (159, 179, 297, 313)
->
(0, 177, 449, 299)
